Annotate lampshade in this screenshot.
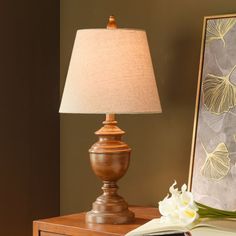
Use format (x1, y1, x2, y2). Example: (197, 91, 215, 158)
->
(59, 28, 162, 114)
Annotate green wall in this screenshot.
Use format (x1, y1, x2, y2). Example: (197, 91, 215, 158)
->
(60, 0, 236, 214)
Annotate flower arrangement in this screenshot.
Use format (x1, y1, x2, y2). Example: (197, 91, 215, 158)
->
(158, 181, 236, 226)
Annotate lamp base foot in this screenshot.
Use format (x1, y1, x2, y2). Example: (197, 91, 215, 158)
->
(86, 188, 135, 224)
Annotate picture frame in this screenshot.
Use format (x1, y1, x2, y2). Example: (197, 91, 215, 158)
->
(188, 14, 236, 211)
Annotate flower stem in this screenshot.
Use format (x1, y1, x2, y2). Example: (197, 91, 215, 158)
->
(196, 202, 236, 218)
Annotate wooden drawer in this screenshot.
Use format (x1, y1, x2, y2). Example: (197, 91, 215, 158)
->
(40, 232, 66, 236)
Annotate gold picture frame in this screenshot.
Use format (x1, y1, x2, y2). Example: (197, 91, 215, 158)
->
(188, 14, 236, 210)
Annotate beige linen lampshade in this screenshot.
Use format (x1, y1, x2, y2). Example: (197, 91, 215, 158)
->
(59, 28, 162, 114)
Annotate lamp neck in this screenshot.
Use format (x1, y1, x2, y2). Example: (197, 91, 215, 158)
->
(105, 113, 115, 122)
(96, 114, 124, 136)
(103, 113, 117, 126)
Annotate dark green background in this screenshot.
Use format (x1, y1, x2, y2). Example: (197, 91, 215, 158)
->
(0, 1, 59, 235)
(60, 0, 236, 214)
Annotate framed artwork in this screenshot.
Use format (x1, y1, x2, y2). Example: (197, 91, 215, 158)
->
(188, 14, 236, 211)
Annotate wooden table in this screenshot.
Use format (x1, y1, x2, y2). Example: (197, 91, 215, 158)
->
(33, 207, 159, 236)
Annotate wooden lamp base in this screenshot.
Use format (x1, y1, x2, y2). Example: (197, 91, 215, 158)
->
(86, 114, 134, 224)
(86, 182, 134, 224)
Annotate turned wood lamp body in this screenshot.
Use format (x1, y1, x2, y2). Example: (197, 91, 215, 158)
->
(59, 16, 162, 224)
(87, 113, 134, 223)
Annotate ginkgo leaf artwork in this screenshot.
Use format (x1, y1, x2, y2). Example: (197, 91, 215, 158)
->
(206, 18, 236, 47)
(202, 64, 236, 115)
(190, 15, 236, 211)
(200, 142, 230, 181)
(201, 108, 225, 132)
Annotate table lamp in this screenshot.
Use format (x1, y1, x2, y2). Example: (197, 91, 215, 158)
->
(59, 16, 162, 224)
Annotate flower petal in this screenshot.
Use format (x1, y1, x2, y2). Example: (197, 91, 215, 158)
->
(180, 191, 194, 207)
(159, 197, 176, 216)
(181, 184, 187, 192)
(179, 207, 199, 224)
(169, 180, 180, 196)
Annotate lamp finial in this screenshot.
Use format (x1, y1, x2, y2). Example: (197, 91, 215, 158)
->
(107, 15, 117, 29)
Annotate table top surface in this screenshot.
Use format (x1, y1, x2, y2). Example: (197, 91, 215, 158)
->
(35, 206, 160, 235)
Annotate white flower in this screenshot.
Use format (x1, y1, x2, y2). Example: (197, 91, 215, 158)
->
(179, 207, 199, 225)
(158, 181, 199, 225)
(159, 195, 176, 216)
